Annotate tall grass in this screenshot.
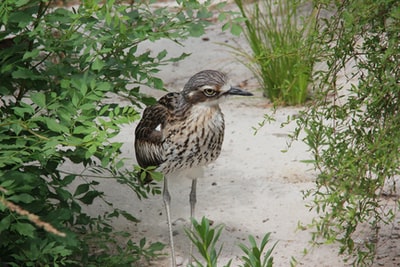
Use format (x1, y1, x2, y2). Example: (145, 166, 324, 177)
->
(234, 0, 318, 105)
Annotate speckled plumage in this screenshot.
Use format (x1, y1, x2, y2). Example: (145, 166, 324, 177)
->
(134, 70, 252, 267)
(135, 70, 229, 177)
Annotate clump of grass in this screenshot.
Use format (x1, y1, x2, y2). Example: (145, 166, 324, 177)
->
(234, 0, 319, 105)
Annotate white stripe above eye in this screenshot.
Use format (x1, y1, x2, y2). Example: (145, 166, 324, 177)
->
(220, 83, 231, 93)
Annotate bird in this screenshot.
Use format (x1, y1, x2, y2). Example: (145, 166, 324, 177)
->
(134, 70, 253, 267)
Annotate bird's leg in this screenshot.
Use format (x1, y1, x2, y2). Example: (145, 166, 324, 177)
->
(189, 178, 197, 264)
(190, 178, 197, 220)
(163, 176, 176, 267)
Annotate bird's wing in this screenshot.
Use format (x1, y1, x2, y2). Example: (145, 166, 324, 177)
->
(134, 92, 180, 168)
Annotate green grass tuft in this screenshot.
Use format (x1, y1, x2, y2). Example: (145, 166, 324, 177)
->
(234, 0, 319, 105)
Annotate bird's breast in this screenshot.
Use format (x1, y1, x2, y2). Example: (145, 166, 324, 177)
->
(160, 105, 225, 174)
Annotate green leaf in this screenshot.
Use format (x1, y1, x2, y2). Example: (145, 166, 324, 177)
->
(97, 82, 111, 92)
(8, 11, 32, 28)
(55, 187, 72, 201)
(217, 12, 226, 22)
(188, 23, 205, 37)
(221, 22, 230, 32)
(71, 92, 80, 107)
(60, 79, 70, 89)
(80, 103, 94, 110)
(73, 126, 94, 134)
(230, 23, 243, 36)
(0, 180, 15, 190)
(74, 184, 89, 196)
(61, 175, 76, 186)
(152, 77, 163, 89)
(78, 191, 102, 205)
(91, 57, 105, 71)
(42, 242, 72, 257)
(139, 237, 146, 248)
(46, 208, 72, 222)
(15, 0, 30, 7)
(22, 49, 40, 60)
(11, 222, 36, 238)
(85, 145, 97, 159)
(119, 210, 140, 222)
(0, 215, 12, 232)
(150, 171, 163, 182)
(157, 50, 167, 60)
(12, 68, 34, 79)
(45, 118, 69, 133)
(148, 241, 166, 252)
(31, 92, 46, 108)
(8, 193, 35, 204)
(12, 102, 34, 116)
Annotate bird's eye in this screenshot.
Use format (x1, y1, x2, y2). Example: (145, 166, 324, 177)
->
(203, 88, 217, 97)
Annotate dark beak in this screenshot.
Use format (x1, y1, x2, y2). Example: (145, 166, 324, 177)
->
(226, 86, 253, 96)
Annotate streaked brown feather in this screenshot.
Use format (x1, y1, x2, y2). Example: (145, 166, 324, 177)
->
(134, 70, 251, 183)
(135, 93, 174, 168)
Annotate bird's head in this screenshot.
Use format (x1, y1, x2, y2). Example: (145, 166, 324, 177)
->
(182, 70, 253, 106)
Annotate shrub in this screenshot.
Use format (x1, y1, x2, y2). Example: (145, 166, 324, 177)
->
(0, 0, 214, 265)
(295, 0, 400, 265)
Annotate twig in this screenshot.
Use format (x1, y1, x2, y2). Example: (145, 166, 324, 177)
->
(0, 186, 66, 237)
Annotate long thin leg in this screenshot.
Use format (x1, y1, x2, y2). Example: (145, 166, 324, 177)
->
(163, 176, 176, 267)
(189, 178, 197, 265)
(189, 178, 197, 220)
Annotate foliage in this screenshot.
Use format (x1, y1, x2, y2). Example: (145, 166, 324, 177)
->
(233, 0, 318, 105)
(186, 217, 229, 267)
(295, 0, 400, 265)
(238, 233, 276, 267)
(186, 217, 276, 267)
(0, 0, 215, 265)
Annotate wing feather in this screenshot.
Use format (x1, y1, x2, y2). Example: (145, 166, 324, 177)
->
(134, 92, 180, 168)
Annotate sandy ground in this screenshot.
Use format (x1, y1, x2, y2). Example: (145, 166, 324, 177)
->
(73, 6, 400, 267)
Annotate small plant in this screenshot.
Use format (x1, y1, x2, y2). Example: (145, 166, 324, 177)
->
(186, 217, 230, 267)
(239, 233, 276, 267)
(187, 217, 276, 267)
(233, 0, 318, 105)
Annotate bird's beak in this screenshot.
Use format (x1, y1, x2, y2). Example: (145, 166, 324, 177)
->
(226, 86, 253, 96)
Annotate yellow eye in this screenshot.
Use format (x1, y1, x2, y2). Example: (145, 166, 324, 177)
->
(203, 88, 217, 97)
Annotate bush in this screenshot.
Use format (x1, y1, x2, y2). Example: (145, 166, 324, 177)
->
(296, 0, 400, 265)
(233, 0, 318, 105)
(0, 0, 215, 265)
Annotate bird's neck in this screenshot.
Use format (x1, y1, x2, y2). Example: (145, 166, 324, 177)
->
(174, 95, 222, 122)
(187, 103, 223, 128)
